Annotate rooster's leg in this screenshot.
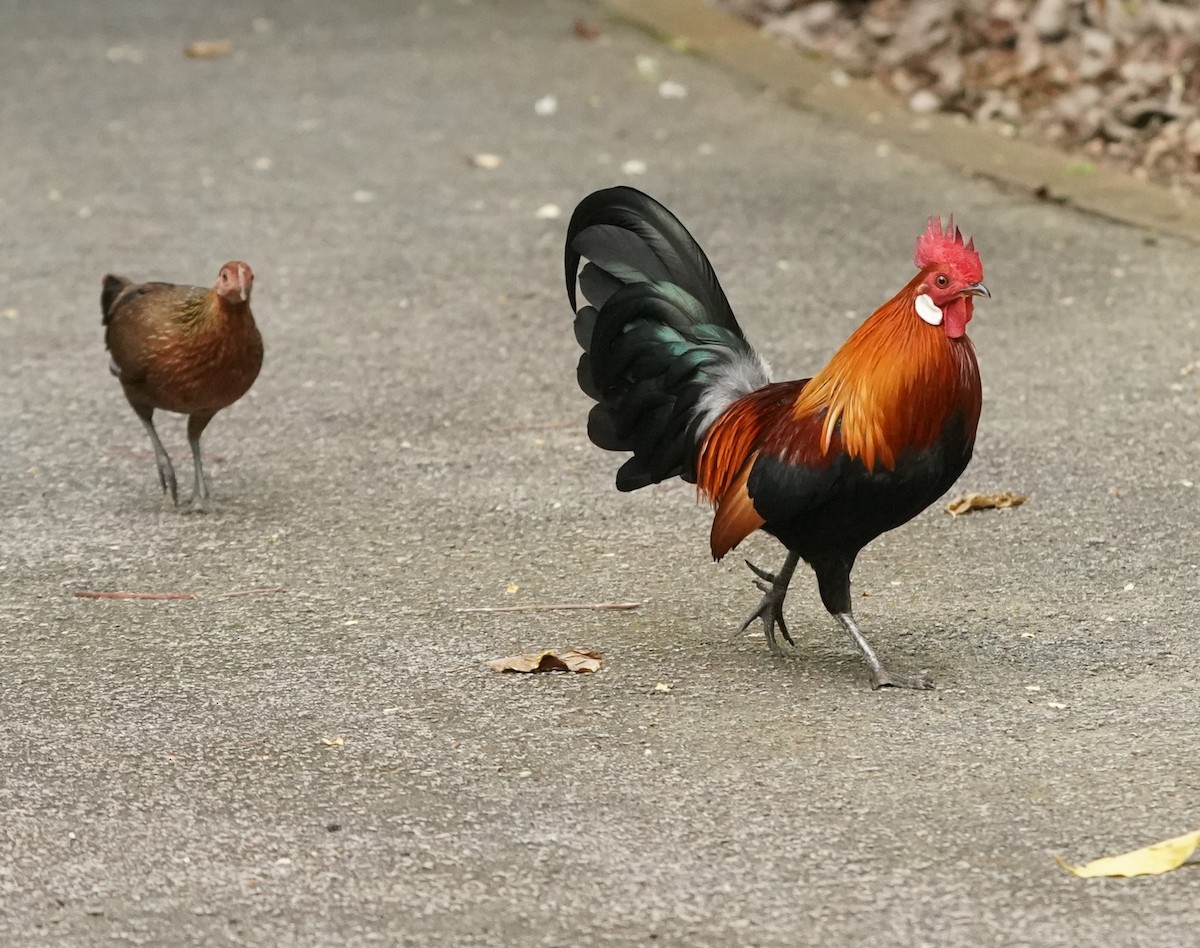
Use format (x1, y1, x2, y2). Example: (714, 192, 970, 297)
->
(736, 551, 801, 655)
(186, 411, 216, 512)
(814, 556, 933, 690)
(834, 612, 933, 691)
(133, 406, 178, 505)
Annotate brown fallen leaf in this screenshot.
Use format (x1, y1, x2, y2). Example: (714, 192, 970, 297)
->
(573, 19, 603, 40)
(487, 648, 603, 674)
(946, 491, 1029, 516)
(185, 40, 234, 59)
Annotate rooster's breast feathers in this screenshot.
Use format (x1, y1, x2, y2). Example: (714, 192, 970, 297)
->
(698, 289, 982, 560)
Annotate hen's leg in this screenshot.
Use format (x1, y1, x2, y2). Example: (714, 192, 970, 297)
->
(186, 411, 217, 511)
(132, 404, 177, 505)
(736, 551, 801, 655)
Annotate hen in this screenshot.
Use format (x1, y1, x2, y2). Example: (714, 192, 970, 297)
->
(102, 261, 263, 510)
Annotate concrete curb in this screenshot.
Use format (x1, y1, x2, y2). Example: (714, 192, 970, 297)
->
(607, 0, 1200, 245)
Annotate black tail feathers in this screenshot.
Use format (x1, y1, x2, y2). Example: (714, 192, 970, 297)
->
(565, 187, 769, 491)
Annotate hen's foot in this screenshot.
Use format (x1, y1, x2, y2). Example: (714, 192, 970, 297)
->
(136, 414, 177, 506)
(184, 443, 212, 514)
(183, 475, 211, 515)
(182, 496, 211, 515)
(156, 462, 179, 506)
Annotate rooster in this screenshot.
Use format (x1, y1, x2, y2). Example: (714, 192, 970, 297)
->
(565, 187, 989, 689)
(102, 261, 263, 510)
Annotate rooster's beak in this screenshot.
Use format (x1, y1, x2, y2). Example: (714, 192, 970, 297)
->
(964, 282, 990, 299)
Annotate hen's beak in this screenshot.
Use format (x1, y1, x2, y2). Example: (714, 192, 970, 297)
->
(964, 282, 990, 299)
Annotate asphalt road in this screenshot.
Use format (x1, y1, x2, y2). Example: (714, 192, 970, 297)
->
(1, 1, 1198, 945)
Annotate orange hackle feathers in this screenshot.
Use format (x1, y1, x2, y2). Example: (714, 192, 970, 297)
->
(914, 216, 982, 282)
(695, 269, 982, 559)
(787, 270, 980, 472)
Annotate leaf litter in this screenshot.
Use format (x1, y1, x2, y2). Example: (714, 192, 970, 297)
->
(720, 0, 1200, 198)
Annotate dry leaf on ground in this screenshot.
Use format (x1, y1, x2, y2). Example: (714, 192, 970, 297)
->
(470, 153, 503, 170)
(1055, 829, 1200, 878)
(185, 40, 234, 59)
(946, 491, 1029, 516)
(573, 19, 603, 40)
(487, 648, 603, 674)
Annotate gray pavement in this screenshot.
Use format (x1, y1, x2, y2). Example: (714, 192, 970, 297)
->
(1, 1, 1198, 945)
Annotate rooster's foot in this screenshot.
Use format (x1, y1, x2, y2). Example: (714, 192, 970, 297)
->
(736, 588, 794, 655)
(869, 667, 934, 691)
(735, 552, 802, 656)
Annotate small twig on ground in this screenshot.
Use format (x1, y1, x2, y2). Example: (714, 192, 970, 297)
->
(74, 590, 196, 600)
(454, 601, 640, 614)
(73, 585, 283, 601)
(211, 585, 285, 599)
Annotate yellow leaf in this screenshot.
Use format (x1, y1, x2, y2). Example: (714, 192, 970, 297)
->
(1055, 829, 1200, 878)
(321, 737, 345, 747)
(505, 583, 519, 595)
(185, 40, 234, 59)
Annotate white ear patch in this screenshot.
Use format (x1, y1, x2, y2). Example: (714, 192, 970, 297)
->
(915, 293, 943, 326)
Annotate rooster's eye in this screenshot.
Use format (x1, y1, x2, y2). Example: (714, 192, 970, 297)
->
(935, 274, 949, 288)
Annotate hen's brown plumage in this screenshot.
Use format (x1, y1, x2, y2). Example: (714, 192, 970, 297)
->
(102, 261, 263, 509)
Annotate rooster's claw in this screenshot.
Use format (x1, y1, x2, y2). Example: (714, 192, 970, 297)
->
(736, 554, 802, 654)
(869, 668, 935, 691)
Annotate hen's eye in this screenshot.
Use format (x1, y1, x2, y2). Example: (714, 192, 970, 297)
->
(935, 274, 949, 288)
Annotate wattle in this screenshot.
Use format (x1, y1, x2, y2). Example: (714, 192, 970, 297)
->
(943, 297, 972, 339)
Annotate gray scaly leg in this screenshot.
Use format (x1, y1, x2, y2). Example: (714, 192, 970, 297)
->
(186, 412, 216, 512)
(834, 612, 933, 691)
(134, 406, 177, 505)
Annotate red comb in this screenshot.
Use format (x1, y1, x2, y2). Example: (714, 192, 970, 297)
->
(913, 215, 982, 280)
